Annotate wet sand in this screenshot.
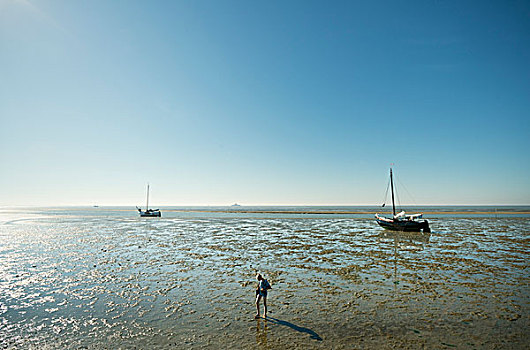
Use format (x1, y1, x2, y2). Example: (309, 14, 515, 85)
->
(0, 211, 528, 349)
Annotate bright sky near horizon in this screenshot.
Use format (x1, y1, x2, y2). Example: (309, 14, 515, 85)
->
(1, 0, 529, 206)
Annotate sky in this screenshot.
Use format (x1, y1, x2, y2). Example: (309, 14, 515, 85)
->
(1, 0, 529, 206)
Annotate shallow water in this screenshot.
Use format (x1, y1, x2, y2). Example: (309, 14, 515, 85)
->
(0, 208, 528, 349)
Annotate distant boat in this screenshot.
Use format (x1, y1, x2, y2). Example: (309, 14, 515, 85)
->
(231, 203, 241, 207)
(136, 184, 161, 217)
(375, 168, 430, 233)
(93, 205, 99, 208)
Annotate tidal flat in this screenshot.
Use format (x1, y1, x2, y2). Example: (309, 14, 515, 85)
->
(0, 208, 528, 349)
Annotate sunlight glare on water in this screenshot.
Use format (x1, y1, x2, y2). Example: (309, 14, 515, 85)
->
(0, 207, 528, 349)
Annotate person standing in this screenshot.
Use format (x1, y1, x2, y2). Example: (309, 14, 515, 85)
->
(255, 273, 272, 318)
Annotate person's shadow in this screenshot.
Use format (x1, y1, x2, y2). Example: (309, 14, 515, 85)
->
(265, 317, 323, 341)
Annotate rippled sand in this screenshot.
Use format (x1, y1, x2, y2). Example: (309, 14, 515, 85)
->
(0, 210, 528, 349)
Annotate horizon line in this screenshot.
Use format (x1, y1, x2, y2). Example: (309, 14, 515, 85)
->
(2, 203, 530, 208)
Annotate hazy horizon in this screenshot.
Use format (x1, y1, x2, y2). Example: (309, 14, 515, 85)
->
(2, 203, 529, 208)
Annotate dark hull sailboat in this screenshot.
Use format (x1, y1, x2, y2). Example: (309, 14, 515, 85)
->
(138, 208, 161, 217)
(375, 213, 430, 232)
(375, 168, 430, 233)
(137, 184, 161, 217)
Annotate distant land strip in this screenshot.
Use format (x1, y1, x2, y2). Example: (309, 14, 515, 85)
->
(161, 209, 530, 215)
(38, 208, 530, 215)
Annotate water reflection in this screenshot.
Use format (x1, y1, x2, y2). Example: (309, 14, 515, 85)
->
(378, 231, 431, 248)
(255, 317, 268, 348)
(377, 231, 431, 287)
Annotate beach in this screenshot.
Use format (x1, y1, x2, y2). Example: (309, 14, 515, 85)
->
(0, 207, 528, 349)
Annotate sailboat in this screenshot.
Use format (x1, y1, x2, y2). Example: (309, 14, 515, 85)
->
(136, 184, 161, 217)
(375, 168, 430, 232)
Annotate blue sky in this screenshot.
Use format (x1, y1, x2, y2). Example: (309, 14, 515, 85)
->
(1, 0, 529, 206)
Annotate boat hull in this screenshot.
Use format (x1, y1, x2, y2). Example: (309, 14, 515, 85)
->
(376, 218, 430, 232)
(139, 211, 161, 217)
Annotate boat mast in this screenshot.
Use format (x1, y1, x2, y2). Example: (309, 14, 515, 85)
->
(146, 184, 149, 211)
(390, 168, 396, 217)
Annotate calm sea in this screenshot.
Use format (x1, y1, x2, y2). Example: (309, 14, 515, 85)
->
(1, 206, 528, 349)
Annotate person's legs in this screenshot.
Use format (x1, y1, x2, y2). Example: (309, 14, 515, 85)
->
(263, 295, 267, 318)
(255, 294, 261, 317)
